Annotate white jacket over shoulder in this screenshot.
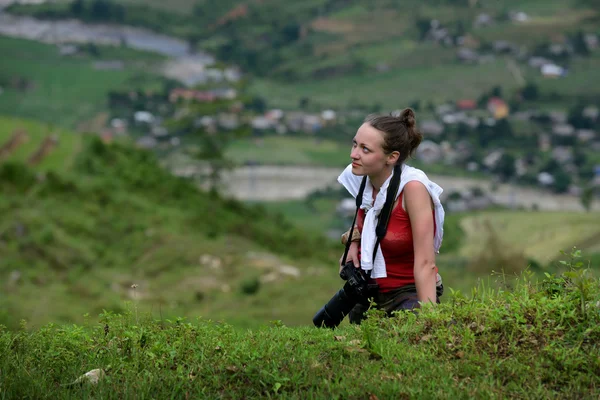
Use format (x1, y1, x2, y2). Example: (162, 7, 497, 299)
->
(337, 163, 445, 279)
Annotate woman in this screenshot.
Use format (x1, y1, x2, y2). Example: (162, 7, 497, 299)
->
(337, 108, 445, 324)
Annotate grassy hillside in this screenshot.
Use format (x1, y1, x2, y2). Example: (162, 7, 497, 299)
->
(1, 262, 599, 398)
(459, 211, 600, 264)
(0, 36, 165, 128)
(0, 118, 345, 330)
(0, 116, 82, 171)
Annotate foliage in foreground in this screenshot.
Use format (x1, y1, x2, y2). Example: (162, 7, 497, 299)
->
(1, 252, 599, 399)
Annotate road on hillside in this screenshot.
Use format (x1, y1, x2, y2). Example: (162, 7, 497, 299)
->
(213, 165, 592, 212)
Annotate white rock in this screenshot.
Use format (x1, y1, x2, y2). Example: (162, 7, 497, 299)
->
(279, 265, 300, 278)
(67, 369, 105, 386)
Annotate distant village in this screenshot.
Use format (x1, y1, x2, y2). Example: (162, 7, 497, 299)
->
(424, 11, 598, 79)
(2, 5, 597, 213)
(96, 8, 600, 212)
(101, 71, 600, 212)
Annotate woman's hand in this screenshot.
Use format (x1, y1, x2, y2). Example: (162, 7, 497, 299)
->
(339, 241, 360, 274)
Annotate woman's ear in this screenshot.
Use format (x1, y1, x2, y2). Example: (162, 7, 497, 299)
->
(387, 151, 400, 165)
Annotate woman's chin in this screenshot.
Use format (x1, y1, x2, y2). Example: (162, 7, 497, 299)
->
(351, 165, 365, 175)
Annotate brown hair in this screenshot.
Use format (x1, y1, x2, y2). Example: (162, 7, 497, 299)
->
(364, 108, 422, 165)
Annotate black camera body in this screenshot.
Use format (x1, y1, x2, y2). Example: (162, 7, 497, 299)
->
(312, 262, 376, 328)
(338, 261, 370, 298)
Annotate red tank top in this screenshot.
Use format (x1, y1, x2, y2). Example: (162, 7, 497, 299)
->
(356, 191, 437, 292)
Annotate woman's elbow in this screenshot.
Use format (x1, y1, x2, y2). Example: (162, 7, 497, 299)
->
(414, 259, 436, 273)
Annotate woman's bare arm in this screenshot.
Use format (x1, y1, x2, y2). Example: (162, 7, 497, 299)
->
(404, 180, 437, 305)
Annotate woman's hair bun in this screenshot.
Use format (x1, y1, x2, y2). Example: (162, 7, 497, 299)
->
(399, 108, 416, 129)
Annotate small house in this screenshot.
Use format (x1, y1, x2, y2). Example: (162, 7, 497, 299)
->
(487, 97, 509, 119)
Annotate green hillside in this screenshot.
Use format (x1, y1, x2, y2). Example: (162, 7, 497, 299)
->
(0, 118, 345, 330)
(2, 264, 599, 398)
(0, 36, 165, 128)
(459, 211, 600, 264)
(0, 116, 82, 171)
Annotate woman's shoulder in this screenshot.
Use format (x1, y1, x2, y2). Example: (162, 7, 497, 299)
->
(402, 181, 434, 213)
(403, 180, 429, 194)
(401, 164, 443, 198)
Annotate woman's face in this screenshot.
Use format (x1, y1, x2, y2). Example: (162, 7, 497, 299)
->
(350, 123, 391, 176)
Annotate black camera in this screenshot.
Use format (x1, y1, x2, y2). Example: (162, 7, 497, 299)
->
(312, 262, 376, 328)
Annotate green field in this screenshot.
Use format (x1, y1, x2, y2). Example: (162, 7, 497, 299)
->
(250, 60, 520, 110)
(225, 136, 351, 167)
(0, 35, 165, 128)
(0, 116, 82, 172)
(250, 50, 600, 110)
(459, 211, 600, 264)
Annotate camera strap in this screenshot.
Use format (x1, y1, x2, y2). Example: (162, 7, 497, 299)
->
(340, 175, 367, 267)
(341, 164, 402, 268)
(373, 164, 402, 263)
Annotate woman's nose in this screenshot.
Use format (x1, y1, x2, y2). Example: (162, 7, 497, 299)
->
(350, 148, 359, 160)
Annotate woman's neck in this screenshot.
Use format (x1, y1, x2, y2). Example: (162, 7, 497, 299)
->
(369, 166, 394, 192)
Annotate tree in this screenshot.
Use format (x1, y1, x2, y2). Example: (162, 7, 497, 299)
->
(491, 85, 503, 98)
(248, 96, 267, 114)
(409, 100, 421, 111)
(281, 22, 301, 44)
(85, 43, 100, 57)
(187, 125, 249, 193)
(577, 0, 600, 6)
(415, 18, 431, 40)
(572, 31, 590, 56)
(552, 167, 572, 194)
(521, 82, 539, 101)
(568, 102, 593, 129)
(493, 153, 516, 181)
(493, 118, 515, 143)
(299, 97, 310, 110)
(580, 186, 594, 212)
(70, 0, 85, 16)
(90, 0, 111, 21)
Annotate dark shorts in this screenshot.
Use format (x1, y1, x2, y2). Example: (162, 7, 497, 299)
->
(348, 284, 443, 325)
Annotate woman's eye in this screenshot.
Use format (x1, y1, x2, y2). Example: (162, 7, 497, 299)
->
(362, 147, 369, 153)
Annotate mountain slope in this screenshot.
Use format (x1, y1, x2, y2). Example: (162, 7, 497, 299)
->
(0, 121, 340, 329)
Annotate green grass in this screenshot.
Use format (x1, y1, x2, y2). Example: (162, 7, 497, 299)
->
(0, 35, 165, 128)
(225, 136, 351, 167)
(264, 197, 345, 234)
(116, 0, 198, 13)
(0, 127, 345, 331)
(250, 59, 520, 110)
(0, 116, 83, 172)
(459, 210, 600, 264)
(39, 0, 200, 13)
(532, 53, 600, 98)
(1, 259, 599, 398)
